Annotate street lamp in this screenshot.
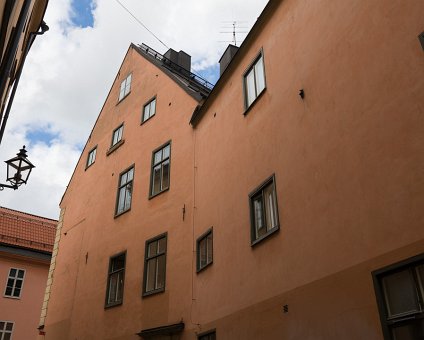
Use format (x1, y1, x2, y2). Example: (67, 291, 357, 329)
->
(0, 146, 35, 190)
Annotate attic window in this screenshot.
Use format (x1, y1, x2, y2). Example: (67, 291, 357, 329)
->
(119, 74, 132, 101)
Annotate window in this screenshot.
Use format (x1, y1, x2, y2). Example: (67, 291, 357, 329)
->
(249, 175, 279, 245)
(4, 268, 25, 298)
(243, 51, 266, 109)
(0, 321, 13, 340)
(142, 97, 156, 123)
(373, 254, 424, 340)
(198, 330, 216, 340)
(86, 146, 97, 168)
(111, 124, 124, 147)
(119, 73, 132, 101)
(197, 229, 213, 272)
(143, 233, 167, 296)
(105, 252, 126, 307)
(115, 166, 134, 216)
(150, 142, 171, 197)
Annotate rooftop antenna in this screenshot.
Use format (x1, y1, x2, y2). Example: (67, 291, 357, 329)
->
(220, 21, 248, 46)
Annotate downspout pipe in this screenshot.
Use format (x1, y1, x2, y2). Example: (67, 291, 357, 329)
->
(0, 0, 32, 122)
(0, 21, 49, 145)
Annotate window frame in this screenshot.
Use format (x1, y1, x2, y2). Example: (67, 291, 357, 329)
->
(243, 48, 267, 113)
(85, 146, 97, 169)
(372, 253, 424, 340)
(110, 124, 124, 149)
(118, 73, 132, 102)
(3, 268, 25, 299)
(197, 329, 216, 340)
(149, 141, 172, 199)
(196, 228, 213, 273)
(141, 96, 157, 124)
(114, 165, 134, 217)
(248, 174, 280, 246)
(142, 232, 167, 297)
(104, 251, 126, 309)
(0, 321, 14, 340)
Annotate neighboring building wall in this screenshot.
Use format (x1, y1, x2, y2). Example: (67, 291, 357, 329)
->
(0, 207, 55, 340)
(42, 46, 201, 339)
(191, 0, 424, 338)
(42, 0, 424, 339)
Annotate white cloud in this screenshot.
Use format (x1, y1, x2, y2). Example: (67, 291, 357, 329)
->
(0, 0, 268, 219)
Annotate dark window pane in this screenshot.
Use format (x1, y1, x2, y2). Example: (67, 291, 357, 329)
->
(152, 165, 161, 195)
(199, 238, 206, 268)
(383, 269, 420, 317)
(116, 272, 124, 302)
(10, 269, 16, 277)
(0, 321, 4, 329)
(5, 286, 13, 296)
(5, 322, 13, 331)
(112, 255, 125, 271)
(7, 278, 14, 287)
(162, 160, 170, 190)
(146, 259, 156, 292)
(15, 280, 22, 289)
(156, 255, 166, 289)
(108, 273, 118, 303)
(4, 333, 11, 340)
(253, 195, 265, 239)
(13, 288, 21, 297)
(392, 318, 424, 340)
(207, 234, 213, 264)
(158, 237, 166, 254)
(17, 270, 24, 279)
(148, 241, 157, 257)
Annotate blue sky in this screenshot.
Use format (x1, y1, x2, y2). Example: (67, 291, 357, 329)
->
(71, 0, 95, 27)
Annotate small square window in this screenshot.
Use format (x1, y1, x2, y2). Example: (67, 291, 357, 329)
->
(198, 330, 216, 340)
(86, 146, 97, 168)
(111, 124, 124, 148)
(143, 233, 167, 296)
(0, 321, 14, 340)
(373, 254, 424, 340)
(115, 166, 134, 216)
(4, 268, 25, 298)
(150, 142, 171, 198)
(105, 252, 126, 308)
(119, 74, 132, 101)
(197, 229, 213, 272)
(243, 51, 266, 110)
(142, 97, 156, 123)
(249, 175, 279, 245)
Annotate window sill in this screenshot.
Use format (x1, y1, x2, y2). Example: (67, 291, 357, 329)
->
(141, 114, 155, 126)
(117, 92, 131, 105)
(197, 261, 213, 273)
(251, 225, 279, 247)
(104, 301, 123, 309)
(142, 287, 165, 298)
(148, 187, 169, 200)
(106, 139, 125, 156)
(3, 295, 21, 299)
(243, 87, 266, 116)
(114, 207, 131, 219)
(85, 162, 95, 171)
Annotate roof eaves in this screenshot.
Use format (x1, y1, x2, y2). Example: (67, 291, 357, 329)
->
(189, 0, 281, 126)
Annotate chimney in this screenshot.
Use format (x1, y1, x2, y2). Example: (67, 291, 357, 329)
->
(164, 48, 191, 71)
(219, 44, 239, 75)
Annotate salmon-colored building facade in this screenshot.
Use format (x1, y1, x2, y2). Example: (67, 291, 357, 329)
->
(0, 207, 56, 340)
(41, 0, 424, 339)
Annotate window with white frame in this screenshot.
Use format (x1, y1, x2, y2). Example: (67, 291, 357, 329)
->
(197, 229, 213, 272)
(0, 321, 14, 340)
(142, 97, 156, 123)
(373, 255, 424, 340)
(116, 166, 133, 215)
(249, 175, 279, 245)
(119, 74, 132, 101)
(244, 51, 266, 109)
(111, 124, 124, 147)
(86, 146, 97, 168)
(4, 268, 25, 298)
(143, 233, 167, 296)
(105, 252, 126, 307)
(150, 142, 171, 197)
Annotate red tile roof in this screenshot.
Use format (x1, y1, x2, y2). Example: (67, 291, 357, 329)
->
(0, 206, 57, 253)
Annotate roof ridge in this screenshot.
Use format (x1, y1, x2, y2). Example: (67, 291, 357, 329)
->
(0, 206, 58, 223)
